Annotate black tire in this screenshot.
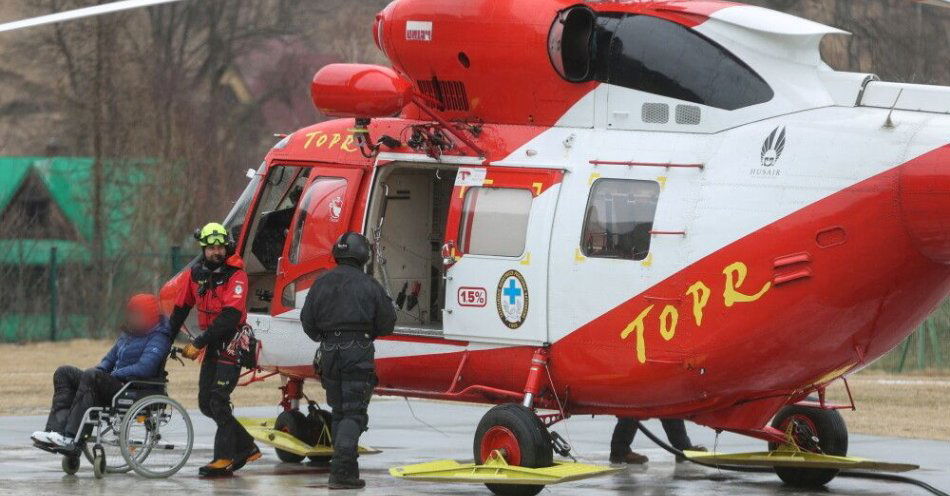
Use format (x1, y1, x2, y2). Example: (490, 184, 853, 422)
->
(473, 404, 553, 496)
(274, 410, 316, 464)
(307, 408, 333, 464)
(92, 444, 106, 479)
(61, 455, 80, 475)
(768, 405, 848, 488)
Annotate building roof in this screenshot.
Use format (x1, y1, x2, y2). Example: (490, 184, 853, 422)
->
(0, 157, 150, 265)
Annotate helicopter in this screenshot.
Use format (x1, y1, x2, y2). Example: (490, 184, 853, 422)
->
(3, 0, 948, 494)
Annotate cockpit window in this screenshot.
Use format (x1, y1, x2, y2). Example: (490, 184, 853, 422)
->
(223, 162, 264, 243)
(549, 9, 773, 110)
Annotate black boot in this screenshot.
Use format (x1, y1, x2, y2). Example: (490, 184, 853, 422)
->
(328, 472, 366, 490)
(198, 459, 234, 477)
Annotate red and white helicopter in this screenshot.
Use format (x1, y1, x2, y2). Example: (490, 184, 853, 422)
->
(4, 0, 948, 493)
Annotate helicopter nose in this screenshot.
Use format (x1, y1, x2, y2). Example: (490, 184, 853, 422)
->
(899, 145, 950, 264)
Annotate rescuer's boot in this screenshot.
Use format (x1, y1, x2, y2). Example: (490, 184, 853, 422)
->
(198, 459, 234, 477)
(610, 451, 649, 465)
(329, 471, 366, 490)
(230, 445, 262, 472)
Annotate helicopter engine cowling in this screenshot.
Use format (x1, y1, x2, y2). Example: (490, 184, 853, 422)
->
(310, 63, 413, 118)
(899, 145, 950, 264)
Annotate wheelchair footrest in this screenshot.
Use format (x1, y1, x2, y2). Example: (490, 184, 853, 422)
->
(389, 450, 620, 485)
(237, 417, 380, 457)
(33, 441, 79, 457)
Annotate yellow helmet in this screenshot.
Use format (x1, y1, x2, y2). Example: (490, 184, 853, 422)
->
(194, 222, 230, 247)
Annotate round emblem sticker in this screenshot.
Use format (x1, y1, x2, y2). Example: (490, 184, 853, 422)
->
(496, 270, 528, 329)
(329, 196, 343, 222)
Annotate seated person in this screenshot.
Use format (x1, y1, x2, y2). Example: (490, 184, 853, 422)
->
(31, 293, 172, 453)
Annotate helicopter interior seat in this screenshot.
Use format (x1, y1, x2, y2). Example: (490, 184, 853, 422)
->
(368, 164, 457, 330)
(251, 207, 296, 271)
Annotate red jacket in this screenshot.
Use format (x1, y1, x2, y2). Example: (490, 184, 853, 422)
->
(171, 255, 248, 355)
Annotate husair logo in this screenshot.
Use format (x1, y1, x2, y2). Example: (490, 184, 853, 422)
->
(760, 126, 787, 168)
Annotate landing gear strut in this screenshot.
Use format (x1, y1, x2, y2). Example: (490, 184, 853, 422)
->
(391, 348, 614, 490)
(472, 348, 559, 496)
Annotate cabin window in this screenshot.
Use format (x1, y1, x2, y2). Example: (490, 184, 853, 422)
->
(581, 179, 659, 261)
(458, 187, 533, 257)
(549, 10, 773, 110)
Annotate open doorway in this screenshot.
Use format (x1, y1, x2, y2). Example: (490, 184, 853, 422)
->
(239, 165, 310, 313)
(365, 164, 457, 333)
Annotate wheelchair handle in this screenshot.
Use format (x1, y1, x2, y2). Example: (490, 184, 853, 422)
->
(169, 347, 186, 367)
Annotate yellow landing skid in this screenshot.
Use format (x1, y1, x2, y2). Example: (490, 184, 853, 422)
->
(237, 417, 381, 458)
(683, 449, 919, 472)
(389, 450, 620, 486)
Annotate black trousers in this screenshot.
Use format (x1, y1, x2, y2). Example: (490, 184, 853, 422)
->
(46, 366, 124, 438)
(610, 417, 693, 457)
(198, 353, 255, 461)
(317, 340, 376, 479)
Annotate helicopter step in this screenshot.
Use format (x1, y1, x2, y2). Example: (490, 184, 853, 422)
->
(682, 448, 919, 472)
(236, 417, 381, 459)
(389, 449, 619, 486)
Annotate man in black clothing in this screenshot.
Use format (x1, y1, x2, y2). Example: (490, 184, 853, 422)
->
(610, 418, 706, 464)
(301, 232, 396, 490)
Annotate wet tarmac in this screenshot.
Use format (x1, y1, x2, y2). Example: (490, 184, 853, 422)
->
(0, 398, 947, 496)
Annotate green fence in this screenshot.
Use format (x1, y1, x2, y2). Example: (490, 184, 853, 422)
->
(0, 246, 195, 342)
(869, 299, 950, 372)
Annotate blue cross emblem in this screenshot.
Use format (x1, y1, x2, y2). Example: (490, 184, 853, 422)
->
(503, 278, 522, 305)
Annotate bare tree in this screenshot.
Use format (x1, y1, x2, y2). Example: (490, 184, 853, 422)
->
(0, 0, 385, 337)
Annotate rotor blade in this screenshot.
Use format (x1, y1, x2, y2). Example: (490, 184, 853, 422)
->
(0, 0, 189, 34)
(915, 0, 950, 7)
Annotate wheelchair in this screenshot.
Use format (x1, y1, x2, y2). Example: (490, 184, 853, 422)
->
(54, 357, 194, 479)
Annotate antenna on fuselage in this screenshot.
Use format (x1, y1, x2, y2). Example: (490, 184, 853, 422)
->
(883, 88, 904, 129)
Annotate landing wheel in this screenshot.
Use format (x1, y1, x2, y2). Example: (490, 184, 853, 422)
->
(473, 404, 553, 496)
(306, 408, 333, 465)
(61, 454, 80, 475)
(274, 410, 316, 463)
(768, 405, 848, 488)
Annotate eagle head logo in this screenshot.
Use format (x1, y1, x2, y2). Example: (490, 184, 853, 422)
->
(329, 196, 343, 222)
(760, 126, 787, 168)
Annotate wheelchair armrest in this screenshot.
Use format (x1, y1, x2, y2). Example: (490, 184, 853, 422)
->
(111, 379, 168, 409)
(125, 379, 167, 387)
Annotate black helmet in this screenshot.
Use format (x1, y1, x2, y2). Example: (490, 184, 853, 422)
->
(332, 232, 371, 266)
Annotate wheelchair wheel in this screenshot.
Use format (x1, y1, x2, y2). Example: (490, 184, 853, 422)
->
(61, 454, 80, 475)
(92, 444, 106, 479)
(119, 395, 193, 478)
(84, 420, 133, 473)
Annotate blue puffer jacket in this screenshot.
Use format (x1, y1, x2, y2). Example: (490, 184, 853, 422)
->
(97, 316, 173, 381)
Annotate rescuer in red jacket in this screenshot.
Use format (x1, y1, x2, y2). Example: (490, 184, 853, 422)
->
(170, 222, 260, 478)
